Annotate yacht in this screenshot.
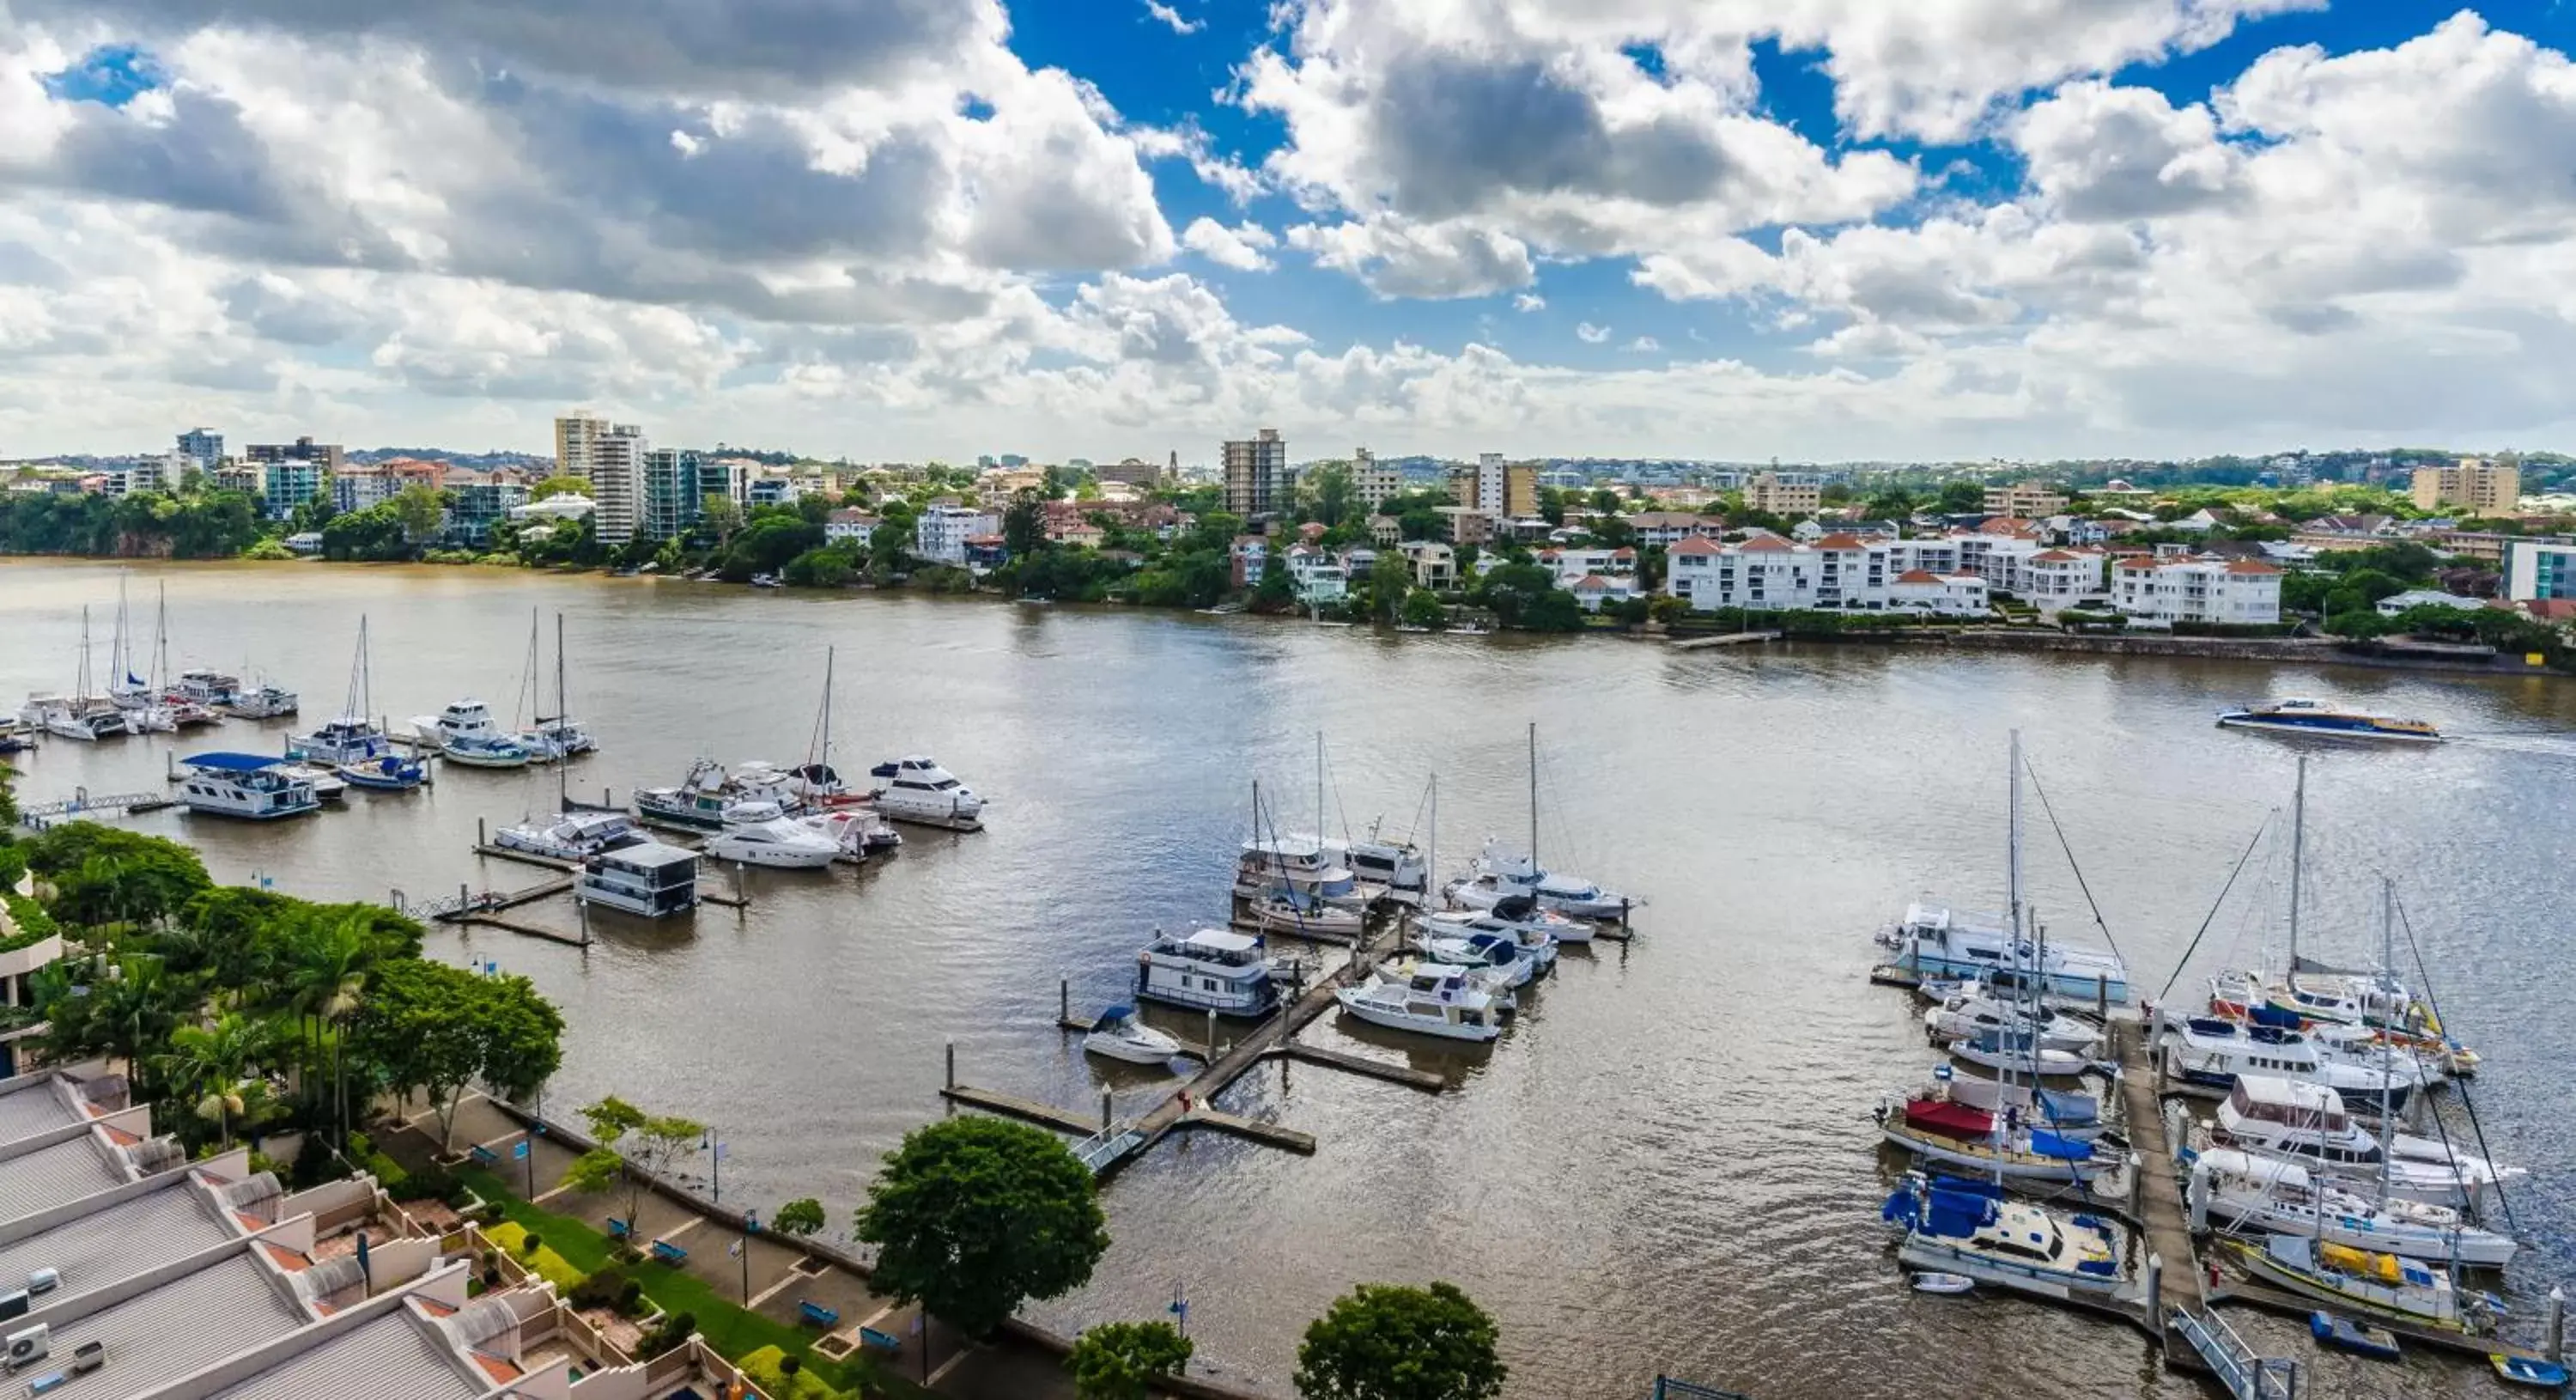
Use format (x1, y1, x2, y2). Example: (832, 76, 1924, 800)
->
(174, 669, 241, 708)
(636, 759, 759, 831)
(1408, 927, 1540, 989)
(575, 841, 701, 917)
(1923, 990, 2101, 1054)
(411, 700, 533, 768)
(1081, 1007, 1184, 1066)
(868, 756, 987, 830)
(174, 753, 322, 820)
(289, 715, 402, 767)
(1874, 902, 2129, 1006)
(2158, 1015, 2422, 1111)
(1133, 929, 1280, 1017)
(23, 694, 125, 742)
(1235, 837, 1366, 909)
(526, 612, 598, 758)
(1324, 830, 1429, 904)
(1945, 1029, 2097, 1080)
(122, 701, 179, 733)
(2227, 1234, 2493, 1334)
(1236, 889, 1367, 940)
(1371, 955, 1516, 1017)
(337, 752, 429, 792)
(796, 807, 899, 864)
(704, 804, 841, 869)
(1880, 1172, 2129, 1303)
(2217, 697, 2441, 743)
(493, 810, 646, 863)
(2208, 1076, 2516, 1211)
(1413, 904, 1564, 972)
(223, 679, 299, 719)
(1874, 1083, 2119, 1183)
(1449, 837, 1635, 920)
(2187, 1149, 2517, 1268)
(1335, 963, 1504, 1042)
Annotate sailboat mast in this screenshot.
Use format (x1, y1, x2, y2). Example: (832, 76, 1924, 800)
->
(1528, 721, 1539, 863)
(77, 606, 94, 698)
(556, 612, 568, 724)
(1315, 730, 1324, 840)
(1427, 775, 1438, 898)
(111, 575, 129, 688)
(2287, 756, 2308, 983)
(820, 647, 835, 765)
(151, 582, 169, 692)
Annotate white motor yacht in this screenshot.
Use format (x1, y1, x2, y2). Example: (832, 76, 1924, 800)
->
(1133, 929, 1280, 1017)
(1879, 1172, 2129, 1304)
(272, 762, 348, 803)
(1874, 901, 2129, 1006)
(289, 715, 401, 767)
(174, 753, 321, 820)
(2208, 1076, 2517, 1211)
(1923, 991, 2100, 1053)
(868, 755, 986, 830)
(411, 699, 532, 768)
(2158, 1015, 2422, 1111)
(796, 807, 899, 863)
(2187, 1149, 2517, 1268)
(494, 810, 645, 863)
(1324, 830, 1429, 904)
(1451, 837, 1635, 920)
(1334, 963, 1503, 1042)
(1411, 929, 1537, 989)
(636, 759, 775, 831)
(174, 669, 240, 708)
(223, 680, 299, 719)
(1081, 1006, 1184, 1066)
(1413, 904, 1564, 971)
(704, 803, 841, 869)
(1235, 836, 1367, 909)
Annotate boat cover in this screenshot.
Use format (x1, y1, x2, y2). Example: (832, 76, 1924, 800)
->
(1904, 1099, 1994, 1141)
(1096, 1005, 1133, 1022)
(2249, 1004, 2305, 1030)
(2028, 1129, 2092, 1162)
(1923, 1186, 1999, 1239)
(2036, 1089, 2099, 1126)
(182, 752, 286, 772)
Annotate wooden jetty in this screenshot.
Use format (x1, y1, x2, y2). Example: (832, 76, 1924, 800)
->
(1669, 630, 1783, 649)
(1264, 1042, 1443, 1092)
(2114, 1019, 2206, 1321)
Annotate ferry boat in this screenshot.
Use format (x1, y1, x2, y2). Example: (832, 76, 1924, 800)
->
(867, 756, 987, 830)
(1875, 902, 2130, 1007)
(1334, 963, 1503, 1042)
(575, 841, 701, 917)
(493, 810, 645, 863)
(2226, 1234, 2494, 1334)
(2187, 1149, 2517, 1267)
(1880, 1172, 2129, 1303)
(704, 804, 841, 869)
(174, 753, 321, 820)
(410, 700, 532, 768)
(2217, 698, 2441, 743)
(2157, 1015, 2423, 1111)
(1133, 929, 1280, 1017)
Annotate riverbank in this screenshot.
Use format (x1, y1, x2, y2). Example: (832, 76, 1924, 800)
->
(1836, 626, 2559, 678)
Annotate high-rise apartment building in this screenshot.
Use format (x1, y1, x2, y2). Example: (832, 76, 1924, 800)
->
(1983, 482, 2068, 519)
(176, 428, 223, 469)
(244, 435, 345, 469)
(643, 447, 702, 543)
(1452, 453, 1537, 520)
(1351, 448, 1403, 510)
(1097, 457, 1164, 489)
(554, 411, 608, 480)
(1223, 429, 1290, 519)
(587, 423, 648, 545)
(1745, 472, 1823, 516)
(2411, 459, 2521, 514)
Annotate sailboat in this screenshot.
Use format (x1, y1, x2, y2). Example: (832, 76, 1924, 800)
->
(107, 575, 155, 713)
(789, 649, 900, 859)
(293, 619, 428, 791)
(527, 612, 598, 758)
(143, 584, 219, 727)
(1444, 723, 1636, 920)
(22, 607, 130, 740)
(1235, 778, 1366, 940)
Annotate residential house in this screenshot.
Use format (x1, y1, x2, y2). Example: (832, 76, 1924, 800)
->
(1230, 535, 1268, 588)
(915, 501, 1000, 564)
(1887, 569, 1991, 614)
(2111, 555, 2282, 626)
(1367, 514, 1401, 545)
(1621, 511, 1724, 547)
(1400, 540, 1458, 590)
(824, 508, 879, 545)
(1567, 573, 1636, 612)
(1285, 545, 1349, 605)
(962, 533, 1009, 572)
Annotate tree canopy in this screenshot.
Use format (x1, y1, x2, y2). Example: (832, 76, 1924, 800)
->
(854, 1116, 1109, 1338)
(345, 959, 562, 1147)
(1293, 1282, 1506, 1400)
(1067, 1320, 1194, 1400)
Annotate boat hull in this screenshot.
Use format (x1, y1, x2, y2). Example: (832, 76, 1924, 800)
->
(1082, 1033, 1180, 1065)
(1334, 992, 1500, 1042)
(704, 842, 838, 870)
(2231, 1242, 2478, 1334)
(2217, 715, 2441, 743)
(1895, 1237, 2129, 1303)
(1879, 1123, 2113, 1182)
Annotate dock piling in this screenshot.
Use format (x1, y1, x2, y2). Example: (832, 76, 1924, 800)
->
(944, 1038, 955, 1090)
(2096, 973, 2108, 1019)
(1060, 978, 1069, 1027)
(2549, 1287, 2566, 1363)
(2145, 1252, 2162, 1326)
(1205, 1009, 1217, 1062)
(1100, 1088, 1112, 1133)
(478, 815, 487, 847)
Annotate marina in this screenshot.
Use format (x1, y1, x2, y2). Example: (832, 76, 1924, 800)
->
(2, 559, 2572, 1399)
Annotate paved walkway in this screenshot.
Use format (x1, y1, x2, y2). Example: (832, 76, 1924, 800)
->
(375, 1093, 1087, 1400)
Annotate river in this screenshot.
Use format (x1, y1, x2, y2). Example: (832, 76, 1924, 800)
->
(3, 558, 2570, 1399)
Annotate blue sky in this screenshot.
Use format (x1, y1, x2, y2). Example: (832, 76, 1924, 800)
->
(9, 3, 2576, 460)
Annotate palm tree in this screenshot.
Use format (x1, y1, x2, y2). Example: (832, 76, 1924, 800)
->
(285, 917, 368, 1135)
(85, 956, 183, 1097)
(161, 1013, 270, 1149)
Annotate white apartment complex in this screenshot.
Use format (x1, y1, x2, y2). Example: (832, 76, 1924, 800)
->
(554, 411, 647, 545)
(2110, 555, 2283, 625)
(1351, 448, 1403, 510)
(1664, 534, 1993, 615)
(914, 502, 999, 564)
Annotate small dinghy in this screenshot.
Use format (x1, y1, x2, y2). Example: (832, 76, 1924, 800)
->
(2491, 1354, 2570, 1389)
(2309, 1311, 2402, 1362)
(1911, 1273, 1975, 1295)
(1082, 1007, 1183, 1066)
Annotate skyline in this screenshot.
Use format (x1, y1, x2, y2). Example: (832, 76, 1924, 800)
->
(6, 3, 2576, 461)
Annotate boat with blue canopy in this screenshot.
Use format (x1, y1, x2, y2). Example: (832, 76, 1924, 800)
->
(175, 753, 322, 820)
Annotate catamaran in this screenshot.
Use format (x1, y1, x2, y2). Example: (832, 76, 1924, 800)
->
(28, 608, 130, 740)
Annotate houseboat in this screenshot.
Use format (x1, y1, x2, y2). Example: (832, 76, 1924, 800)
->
(174, 753, 322, 820)
(1234, 837, 1365, 908)
(575, 841, 701, 918)
(1133, 929, 1280, 1017)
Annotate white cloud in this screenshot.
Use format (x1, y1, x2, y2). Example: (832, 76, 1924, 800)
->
(1513, 292, 1545, 312)
(1626, 336, 1660, 352)
(1144, 1, 1202, 35)
(1575, 322, 1609, 344)
(1285, 216, 1534, 298)
(1181, 216, 1277, 271)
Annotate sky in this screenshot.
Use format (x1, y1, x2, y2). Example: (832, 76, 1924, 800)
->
(4, 2, 2576, 465)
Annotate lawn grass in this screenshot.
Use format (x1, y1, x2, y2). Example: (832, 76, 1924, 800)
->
(453, 1166, 933, 1399)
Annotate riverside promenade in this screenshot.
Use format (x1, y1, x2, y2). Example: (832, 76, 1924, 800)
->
(379, 1091, 1267, 1400)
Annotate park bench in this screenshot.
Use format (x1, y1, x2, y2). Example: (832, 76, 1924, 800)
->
(650, 1239, 688, 1266)
(797, 1300, 839, 1329)
(605, 1218, 630, 1239)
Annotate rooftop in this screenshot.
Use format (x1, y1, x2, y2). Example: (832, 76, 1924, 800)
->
(0, 1136, 132, 1223)
(0, 1075, 90, 1147)
(210, 1299, 494, 1400)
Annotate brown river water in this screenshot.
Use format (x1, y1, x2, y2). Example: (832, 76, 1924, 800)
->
(3, 558, 2571, 1399)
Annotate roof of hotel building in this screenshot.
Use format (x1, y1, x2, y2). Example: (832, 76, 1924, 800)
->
(42, 1251, 311, 1397)
(0, 1136, 131, 1221)
(1668, 537, 1722, 556)
(1812, 533, 1870, 549)
(1737, 535, 1792, 552)
(0, 1075, 90, 1146)
(211, 1303, 493, 1400)
(2029, 550, 2084, 563)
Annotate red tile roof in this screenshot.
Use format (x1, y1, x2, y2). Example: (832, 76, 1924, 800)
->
(1738, 535, 1792, 552)
(1668, 537, 1722, 556)
(1894, 569, 1942, 585)
(2223, 559, 2282, 575)
(1814, 533, 1869, 549)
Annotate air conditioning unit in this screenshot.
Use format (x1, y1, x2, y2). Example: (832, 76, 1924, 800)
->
(66, 1342, 101, 1375)
(4, 1324, 47, 1371)
(0, 1294, 25, 1325)
(21, 1273, 53, 1299)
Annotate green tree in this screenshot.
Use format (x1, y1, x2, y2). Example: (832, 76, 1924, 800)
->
(345, 961, 561, 1148)
(772, 1197, 827, 1239)
(1302, 463, 1355, 527)
(854, 1117, 1109, 1339)
(531, 476, 591, 501)
(1067, 1320, 1194, 1400)
(392, 484, 447, 542)
(698, 494, 744, 546)
(1935, 480, 1984, 514)
(161, 1012, 273, 1148)
(1862, 487, 1919, 520)
(563, 1095, 705, 1228)
(1293, 1282, 1505, 1400)
(1400, 590, 1447, 630)
(1367, 553, 1413, 624)
(1003, 489, 1048, 559)
(782, 546, 857, 588)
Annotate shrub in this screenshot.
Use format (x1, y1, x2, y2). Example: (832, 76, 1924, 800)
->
(737, 1346, 848, 1400)
(568, 1267, 631, 1312)
(520, 1232, 542, 1257)
(288, 1133, 345, 1190)
(635, 1311, 696, 1360)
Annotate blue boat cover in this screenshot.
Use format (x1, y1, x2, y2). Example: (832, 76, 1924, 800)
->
(1927, 1175, 2006, 1200)
(1097, 1005, 1133, 1022)
(1923, 1188, 1998, 1239)
(2249, 1004, 2303, 1029)
(2030, 1129, 2092, 1161)
(182, 752, 283, 772)
(2037, 1089, 2098, 1125)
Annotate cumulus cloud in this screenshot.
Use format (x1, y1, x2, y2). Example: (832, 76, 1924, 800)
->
(1513, 293, 1545, 312)
(1626, 336, 1661, 352)
(1576, 322, 1610, 344)
(1285, 217, 1534, 298)
(1181, 217, 1277, 271)
(1144, 1, 1202, 35)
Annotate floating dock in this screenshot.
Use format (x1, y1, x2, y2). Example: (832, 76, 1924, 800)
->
(1669, 630, 1783, 649)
